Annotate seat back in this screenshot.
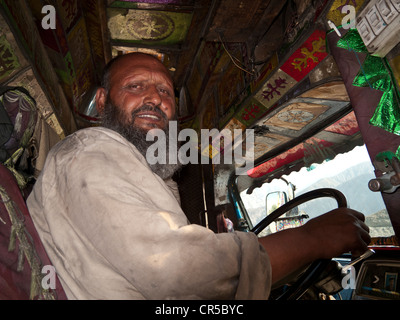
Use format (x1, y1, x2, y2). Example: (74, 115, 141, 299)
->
(0, 163, 67, 299)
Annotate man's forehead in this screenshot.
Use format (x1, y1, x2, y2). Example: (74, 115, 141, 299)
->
(111, 53, 172, 80)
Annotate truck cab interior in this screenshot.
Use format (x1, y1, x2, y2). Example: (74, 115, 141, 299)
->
(0, 0, 399, 300)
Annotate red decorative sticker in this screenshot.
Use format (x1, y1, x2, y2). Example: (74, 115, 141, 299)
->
(281, 29, 328, 82)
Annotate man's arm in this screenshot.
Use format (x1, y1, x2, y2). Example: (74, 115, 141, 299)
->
(258, 207, 371, 284)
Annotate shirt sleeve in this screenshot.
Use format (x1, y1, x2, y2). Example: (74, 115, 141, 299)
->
(28, 128, 271, 299)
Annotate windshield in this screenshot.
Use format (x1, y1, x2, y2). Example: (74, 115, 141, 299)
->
(240, 145, 395, 238)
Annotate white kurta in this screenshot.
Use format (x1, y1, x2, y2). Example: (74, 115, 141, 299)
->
(27, 127, 271, 300)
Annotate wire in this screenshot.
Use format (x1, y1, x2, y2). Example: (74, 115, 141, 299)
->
(217, 32, 255, 75)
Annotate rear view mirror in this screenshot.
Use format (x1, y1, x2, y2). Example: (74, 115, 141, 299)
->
(266, 191, 288, 215)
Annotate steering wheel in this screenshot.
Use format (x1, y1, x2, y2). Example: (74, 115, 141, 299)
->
(251, 188, 347, 300)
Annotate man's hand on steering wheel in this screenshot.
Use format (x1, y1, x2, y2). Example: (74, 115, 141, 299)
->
(302, 207, 371, 259)
(255, 188, 371, 299)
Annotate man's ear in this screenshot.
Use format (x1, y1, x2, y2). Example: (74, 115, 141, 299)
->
(95, 87, 106, 115)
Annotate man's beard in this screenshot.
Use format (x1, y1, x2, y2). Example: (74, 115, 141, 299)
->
(102, 97, 182, 180)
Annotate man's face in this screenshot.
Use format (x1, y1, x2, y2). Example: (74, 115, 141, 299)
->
(95, 53, 181, 179)
(97, 53, 176, 132)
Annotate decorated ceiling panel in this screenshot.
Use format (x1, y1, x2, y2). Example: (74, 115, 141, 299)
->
(265, 102, 330, 131)
(247, 110, 362, 179)
(107, 8, 193, 46)
(261, 97, 350, 133)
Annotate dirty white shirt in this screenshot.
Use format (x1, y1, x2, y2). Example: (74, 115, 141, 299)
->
(27, 127, 271, 300)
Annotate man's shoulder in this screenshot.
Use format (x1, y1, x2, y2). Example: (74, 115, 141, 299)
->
(72, 126, 128, 143)
(48, 127, 142, 163)
(57, 127, 130, 150)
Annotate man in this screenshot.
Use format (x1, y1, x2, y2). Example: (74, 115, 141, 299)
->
(27, 53, 370, 299)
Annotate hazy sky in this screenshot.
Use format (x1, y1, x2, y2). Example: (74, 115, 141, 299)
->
(284, 145, 372, 191)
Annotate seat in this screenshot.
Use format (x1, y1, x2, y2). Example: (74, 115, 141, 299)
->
(0, 163, 67, 299)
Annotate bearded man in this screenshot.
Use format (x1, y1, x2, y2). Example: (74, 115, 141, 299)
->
(27, 53, 370, 300)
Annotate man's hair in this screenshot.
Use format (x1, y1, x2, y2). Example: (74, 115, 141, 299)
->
(101, 54, 124, 94)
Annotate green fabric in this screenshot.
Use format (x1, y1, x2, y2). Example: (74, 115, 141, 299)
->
(337, 29, 400, 135)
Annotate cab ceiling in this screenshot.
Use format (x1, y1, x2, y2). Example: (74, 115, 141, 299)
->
(104, 0, 289, 92)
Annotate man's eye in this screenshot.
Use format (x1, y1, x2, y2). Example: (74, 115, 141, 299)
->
(127, 84, 141, 89)
(159, 88, 171, 95)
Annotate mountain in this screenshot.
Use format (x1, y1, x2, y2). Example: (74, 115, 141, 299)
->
(365, 209, 395, 238)
(298, 162, 384, 218)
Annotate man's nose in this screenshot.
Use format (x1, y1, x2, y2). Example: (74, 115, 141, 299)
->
(143, 85, 162, 106)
